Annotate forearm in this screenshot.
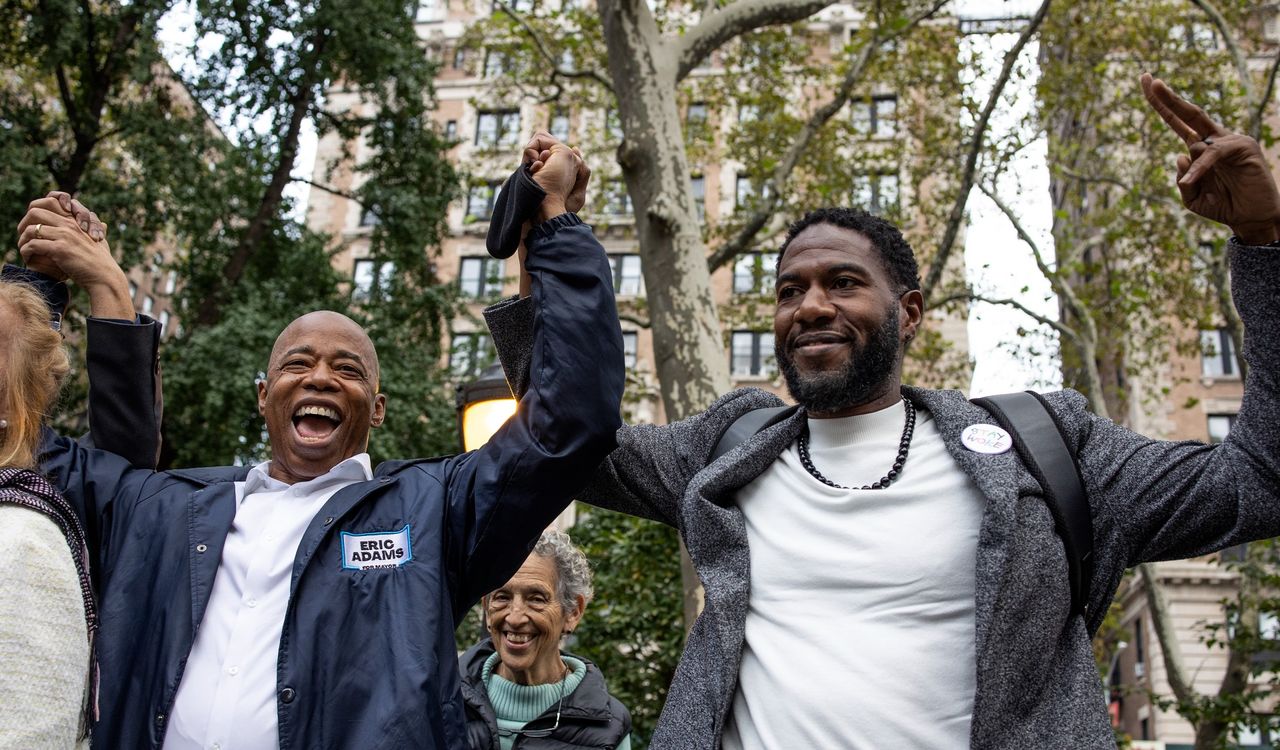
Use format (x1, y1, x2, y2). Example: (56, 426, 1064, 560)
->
(454, 214, 625, 603)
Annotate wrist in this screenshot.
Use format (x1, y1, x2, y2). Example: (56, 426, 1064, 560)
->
(84, 271, 135, 320)
(537, 196, 568, 224)
(1231, 219, 1280, 245)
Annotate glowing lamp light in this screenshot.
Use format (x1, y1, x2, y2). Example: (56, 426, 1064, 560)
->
(456, 363, 518, 452)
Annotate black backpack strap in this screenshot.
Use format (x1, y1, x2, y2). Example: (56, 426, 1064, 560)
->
(709, 404, 800, 464)
(971, 391, 1093, 618)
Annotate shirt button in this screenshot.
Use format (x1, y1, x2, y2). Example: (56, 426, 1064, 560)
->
(246, 598, 257, 608)
(280, 687, 296, 704)
(228, 665, 240, 676)
(212, 744, 221, 750)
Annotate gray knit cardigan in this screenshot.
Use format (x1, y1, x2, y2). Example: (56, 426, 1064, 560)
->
(488, 239, 1280, 749)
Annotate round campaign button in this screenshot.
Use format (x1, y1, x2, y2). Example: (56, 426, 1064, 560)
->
(961, 424, 1013, 454)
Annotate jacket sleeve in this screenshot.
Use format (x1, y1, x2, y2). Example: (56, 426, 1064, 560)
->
(446, 214, 625, 612)
(577, 389, 784, 527)
(83, 316, 164, 468)
(485, 289, 786, 528)
(1053, 240, 1280, 569)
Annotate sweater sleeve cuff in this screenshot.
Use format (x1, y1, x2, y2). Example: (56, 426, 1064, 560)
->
(483, 295, 534, 400)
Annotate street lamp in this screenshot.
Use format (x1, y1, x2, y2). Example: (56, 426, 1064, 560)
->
(456, 362, 518, 452)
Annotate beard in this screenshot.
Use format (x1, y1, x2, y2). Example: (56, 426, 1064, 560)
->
(776, 306, 902, 413)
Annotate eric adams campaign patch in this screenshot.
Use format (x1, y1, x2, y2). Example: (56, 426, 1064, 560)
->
(341, 524, 413, 570)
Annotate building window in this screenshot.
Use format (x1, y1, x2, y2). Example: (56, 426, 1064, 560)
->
(159, 310, 171, 334)
(466, 180, 503, 221)
(549, 108, 570, 141)
(359, 203, 381, 227)
(735, 175, 772, 209)
(452, 46, 467, 70)
(164, 271, 178, 295)
(608, 253, 643, 296)
(445, 120, 458, 140)
(353, 259, 395, 301)
(484, 50, 508, 78)
(731, 330, 775, 377)
(128, 280, 138, 299)
(738, 104, 759, 123)
(416, 0, 445, 21)
(733, 252, 778, 295)
(1200, 328, 1237, 378)
(851, 94, 898, 139)
(142, 296, 154, 316)
(686, 101, 708, 129)
(459, 256, 505, 298)
(690, 175, 705, 222)
(475, 110, 521, 150)
(450, 332, 496, 378)
(622, 331, 638, 369)
(1208, 414, 1236, 444)
(603, 179, 632, 217)
(852, 172, 900, 214)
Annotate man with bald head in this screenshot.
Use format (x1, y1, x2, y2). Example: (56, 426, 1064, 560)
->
(28, 133, 625, 749)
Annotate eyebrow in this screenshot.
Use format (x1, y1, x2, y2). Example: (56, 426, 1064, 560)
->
(335, 350, 367, 366)
(776, 261, 873, 285)
(277, 346, 367, 368)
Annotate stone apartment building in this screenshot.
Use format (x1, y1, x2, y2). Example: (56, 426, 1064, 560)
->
(305, 0, 969, 431)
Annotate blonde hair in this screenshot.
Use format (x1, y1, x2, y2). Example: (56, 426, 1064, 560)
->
(0, 281, 70, 468)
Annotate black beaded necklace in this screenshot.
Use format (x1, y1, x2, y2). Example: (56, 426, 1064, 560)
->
(796, 397, 916, 490)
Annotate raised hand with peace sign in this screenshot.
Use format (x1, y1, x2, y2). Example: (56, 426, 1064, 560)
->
(1141, 73, 1280, 245)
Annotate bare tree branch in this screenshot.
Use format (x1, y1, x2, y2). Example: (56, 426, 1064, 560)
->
(294, 177, 363, 204)
(1255, 50, 1280, 142)
(1140, 563, 1196, 704)
(972, 294, 1076, 341)
(675, 0, 839, 82)
(494, 0, 615, 93)
(921, 0, 1053, 299)
(705, 0, 948, 271)
(1188, 0, 1258, 136)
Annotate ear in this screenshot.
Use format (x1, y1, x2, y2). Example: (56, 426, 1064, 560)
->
(370, 393, 387, 427)
(562, 594, 587, 634)
(900, 289, 924, 342)
(257, 377, 268, 416)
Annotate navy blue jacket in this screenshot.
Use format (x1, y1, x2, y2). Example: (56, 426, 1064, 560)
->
(39, 215, 625, 749)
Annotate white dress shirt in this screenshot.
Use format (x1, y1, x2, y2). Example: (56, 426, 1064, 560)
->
(163, 455, 372, 750)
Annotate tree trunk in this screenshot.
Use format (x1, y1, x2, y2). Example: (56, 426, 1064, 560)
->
(598, 0, 732, 626)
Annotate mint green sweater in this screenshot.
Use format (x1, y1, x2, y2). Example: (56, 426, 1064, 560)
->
(482, 653, 631, 750)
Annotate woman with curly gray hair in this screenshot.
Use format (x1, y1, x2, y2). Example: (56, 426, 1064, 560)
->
(459, 529, 632, 749)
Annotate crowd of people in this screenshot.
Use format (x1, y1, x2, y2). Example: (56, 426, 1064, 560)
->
(1, 73, 1278, 749)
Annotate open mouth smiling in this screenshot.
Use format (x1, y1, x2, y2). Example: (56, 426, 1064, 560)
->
(292, 404, 343, 443)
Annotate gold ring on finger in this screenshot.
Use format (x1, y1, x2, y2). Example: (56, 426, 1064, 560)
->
(34, 224, 43, 239)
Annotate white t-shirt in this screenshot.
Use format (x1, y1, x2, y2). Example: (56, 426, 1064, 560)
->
(722, 400, 986, 750)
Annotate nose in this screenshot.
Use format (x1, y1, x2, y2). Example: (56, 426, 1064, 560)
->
(302, 361, 339, 391)
(793, 284, 835, 326)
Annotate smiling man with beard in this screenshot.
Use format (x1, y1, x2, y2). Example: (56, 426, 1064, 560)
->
(478, 76, 1280, 749)
(27, 133, 626, 750)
